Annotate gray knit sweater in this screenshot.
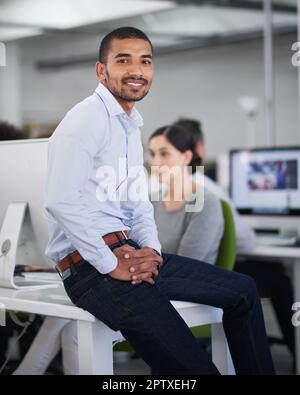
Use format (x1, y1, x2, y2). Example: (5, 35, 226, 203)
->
(151, 188, 224, 265)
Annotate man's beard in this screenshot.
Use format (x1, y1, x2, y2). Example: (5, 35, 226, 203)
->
(105, 71, 151, 102)
(109, 84, 150, 102)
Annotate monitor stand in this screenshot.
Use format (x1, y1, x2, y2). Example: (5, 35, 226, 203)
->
(0, 202, 58, 290)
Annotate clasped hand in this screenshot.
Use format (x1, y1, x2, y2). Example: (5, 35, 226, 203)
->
(108, 244, 163, 285)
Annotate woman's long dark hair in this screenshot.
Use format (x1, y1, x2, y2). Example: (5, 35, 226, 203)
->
(149, 124, 202, 174)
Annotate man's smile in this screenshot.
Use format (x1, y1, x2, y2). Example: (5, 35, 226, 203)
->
(123, 78, 147, 89)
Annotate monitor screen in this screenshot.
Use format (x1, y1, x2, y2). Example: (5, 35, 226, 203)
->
(230, 147, 300, 215)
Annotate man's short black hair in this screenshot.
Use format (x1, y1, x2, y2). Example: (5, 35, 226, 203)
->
(99, 26, 153, 63)
(174, 118, 204, 143)
(0, 121, 27, 141)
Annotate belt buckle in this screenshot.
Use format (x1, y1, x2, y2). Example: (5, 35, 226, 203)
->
(55, 265, 71, 281)
(61, 268, 71, 281)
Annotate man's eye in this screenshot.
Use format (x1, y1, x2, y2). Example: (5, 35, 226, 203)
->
(117, 59, 128, 63)
(143, 60, 152, 65)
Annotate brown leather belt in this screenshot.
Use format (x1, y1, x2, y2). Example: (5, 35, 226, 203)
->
(56, 230, 129, 275)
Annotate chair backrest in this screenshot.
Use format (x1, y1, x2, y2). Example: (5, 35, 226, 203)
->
(216, 199, 236, 271)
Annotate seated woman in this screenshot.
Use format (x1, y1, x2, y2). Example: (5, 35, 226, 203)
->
(148, 124, 224, 264)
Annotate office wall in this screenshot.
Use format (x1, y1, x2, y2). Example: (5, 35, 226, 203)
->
(140, 34, 298, 157)
(18, 32, 298, 158)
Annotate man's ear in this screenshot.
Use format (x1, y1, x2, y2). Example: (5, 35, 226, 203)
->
(95, 61, 106, 83)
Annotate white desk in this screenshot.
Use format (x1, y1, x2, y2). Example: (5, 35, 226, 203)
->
(0, 283, 234, 375)
(239, 244, 300, 375)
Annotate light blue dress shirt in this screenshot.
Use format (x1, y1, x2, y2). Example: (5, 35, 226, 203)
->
(45, 83, 161, 274)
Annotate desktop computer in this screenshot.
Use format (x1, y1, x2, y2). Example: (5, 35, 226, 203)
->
(230, 146, 300, 246)
(0, 139, 59, 289)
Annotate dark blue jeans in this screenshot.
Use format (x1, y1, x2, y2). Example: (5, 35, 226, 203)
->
(62, 239, 275, 375)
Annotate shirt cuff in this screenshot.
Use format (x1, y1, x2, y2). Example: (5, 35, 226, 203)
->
(80, 246, 118, 274)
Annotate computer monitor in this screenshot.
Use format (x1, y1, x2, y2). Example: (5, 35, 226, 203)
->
(0, 139, 58, 289)
(230, 147, 300, 216)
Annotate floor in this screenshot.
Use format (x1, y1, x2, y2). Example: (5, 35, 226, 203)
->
(113, 346, 294, 376)
(261, 298, 295, 375)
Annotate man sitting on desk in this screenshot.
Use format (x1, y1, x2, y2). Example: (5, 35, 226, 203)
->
(45, 27, 274, 375)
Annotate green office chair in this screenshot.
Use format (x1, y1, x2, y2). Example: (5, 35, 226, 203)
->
(190, 198, 237, 339)
(216, 199, 237, 271)
(114, 199, 237, 351)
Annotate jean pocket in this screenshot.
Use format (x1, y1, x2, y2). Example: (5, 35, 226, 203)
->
(75, 287, 121, 331)
(65, 271, 100, 299)
(73, 287, 93, 307)
(104, 275, 138, 298)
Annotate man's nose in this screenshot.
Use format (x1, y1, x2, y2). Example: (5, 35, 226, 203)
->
(127, 63, 143, 78)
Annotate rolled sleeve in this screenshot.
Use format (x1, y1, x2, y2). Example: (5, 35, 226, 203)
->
(82, 247, 118, 274)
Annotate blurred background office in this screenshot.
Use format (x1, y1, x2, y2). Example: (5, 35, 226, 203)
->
(0, 0, 298, 150)
(0, 0, 300, 375)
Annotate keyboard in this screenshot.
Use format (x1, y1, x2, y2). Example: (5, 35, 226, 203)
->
(13, 272, 61, 288)
(21, 272, 61, 282)
(256, 234, 298, 247)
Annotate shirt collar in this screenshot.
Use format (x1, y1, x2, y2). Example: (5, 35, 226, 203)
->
(95, 83, 143, 128)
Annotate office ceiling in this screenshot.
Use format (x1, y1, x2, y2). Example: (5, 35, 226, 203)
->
(0, 0, 297, 50)
(0, 0, 175, 41)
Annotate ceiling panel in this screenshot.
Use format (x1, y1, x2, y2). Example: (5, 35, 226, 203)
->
(0, 0, 297, 45)
(0, 0, 175, 40)
(135, 5, 297, 36)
